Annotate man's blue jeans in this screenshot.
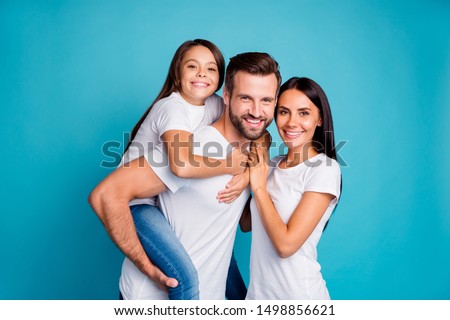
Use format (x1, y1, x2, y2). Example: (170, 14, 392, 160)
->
(130, 204, 247, 300)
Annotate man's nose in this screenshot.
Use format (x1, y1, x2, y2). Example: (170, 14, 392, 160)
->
(249, 103, 262, 118)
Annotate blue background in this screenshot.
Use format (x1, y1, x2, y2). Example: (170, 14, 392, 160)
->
(1, 0, 449, 299)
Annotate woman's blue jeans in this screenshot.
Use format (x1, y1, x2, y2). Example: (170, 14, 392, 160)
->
(131, 204, 247, 300)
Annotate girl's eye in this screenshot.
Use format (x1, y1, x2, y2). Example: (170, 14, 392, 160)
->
(300, 111, 310, 116)
(208, 67, 217, 72)
(187, 65, 197, 69)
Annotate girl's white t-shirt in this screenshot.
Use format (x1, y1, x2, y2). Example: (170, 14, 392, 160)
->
(119, 92, 223, 206)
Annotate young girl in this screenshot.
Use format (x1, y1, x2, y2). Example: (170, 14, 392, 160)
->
(120, 39, 248, 300)
(246, 77, 342, 299)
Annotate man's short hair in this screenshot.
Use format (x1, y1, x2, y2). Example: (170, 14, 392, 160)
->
(224, 52, 282, 96)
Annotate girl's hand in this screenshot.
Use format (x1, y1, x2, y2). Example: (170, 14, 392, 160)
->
(249, 142, 269, 193)
(217, 169, 249, 203)
(226, 147, 248, 176)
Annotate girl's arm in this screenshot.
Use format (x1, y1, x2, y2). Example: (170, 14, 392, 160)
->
(216, 168, 249, 203)
(162, 129, 247, 179)
(249, 147, 335, 258)
(216, 131, 272, 203)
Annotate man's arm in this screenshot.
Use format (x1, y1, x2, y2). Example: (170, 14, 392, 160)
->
(88, 156, 178, 289)
(239, 196, 252, 232)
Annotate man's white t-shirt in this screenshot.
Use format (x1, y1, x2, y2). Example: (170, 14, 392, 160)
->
(246, 153, 341, 300)
(119, 126, 250, 299)
(120, 92, 223, 206)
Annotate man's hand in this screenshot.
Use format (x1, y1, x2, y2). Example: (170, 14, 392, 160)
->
(141, 262, 178, 291)
(88, 156, 178, 291)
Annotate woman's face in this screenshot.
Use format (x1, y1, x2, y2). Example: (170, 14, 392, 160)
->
(179, 46, 219, 106)
(276, 89, 322, 152)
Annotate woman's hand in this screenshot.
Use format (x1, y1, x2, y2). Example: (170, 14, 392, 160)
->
(248, 142, 269, 194)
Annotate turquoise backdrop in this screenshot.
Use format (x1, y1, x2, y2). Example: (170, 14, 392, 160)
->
(1, 0, 449, 299)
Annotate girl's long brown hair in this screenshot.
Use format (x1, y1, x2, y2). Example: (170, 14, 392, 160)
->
(124, 39, 225, 152)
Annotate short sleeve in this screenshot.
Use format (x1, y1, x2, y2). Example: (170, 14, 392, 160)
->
(304, 157, 341, 199)
(152, 98, 192, 137)
(205, 94, 224, 123)
(144, 144, 190, 193)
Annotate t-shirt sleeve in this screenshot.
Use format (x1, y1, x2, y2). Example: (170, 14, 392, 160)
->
(304, 158, 341, 199)
(205, 94, 224, 123)
(152, 99, 192, 137)
(144, 144, 190, 193)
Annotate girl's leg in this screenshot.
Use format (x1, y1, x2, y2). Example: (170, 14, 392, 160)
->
(225, 251, 247, 300)
(130, 204, 199, 300)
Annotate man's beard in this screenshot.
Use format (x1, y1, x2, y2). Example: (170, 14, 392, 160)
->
(229, 103, 270, 140)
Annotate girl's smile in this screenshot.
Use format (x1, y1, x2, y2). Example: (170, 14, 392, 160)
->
(179, 46, 219, 106)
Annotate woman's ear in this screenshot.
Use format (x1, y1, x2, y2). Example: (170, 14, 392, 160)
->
(318, 117, 323, 127)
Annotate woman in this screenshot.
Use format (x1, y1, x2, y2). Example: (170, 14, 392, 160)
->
(246, 77, 342, 299)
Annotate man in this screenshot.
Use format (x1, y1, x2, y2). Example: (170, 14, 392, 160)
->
(88, 52, 281, 299)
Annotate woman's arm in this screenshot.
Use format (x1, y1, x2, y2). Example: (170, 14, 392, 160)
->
(162, 130, 247, 179)
(252, 189, 334, 258)
(249, 147, 335, 258)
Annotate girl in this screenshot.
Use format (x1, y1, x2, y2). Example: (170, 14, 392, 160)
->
(246, 77, 342, 299)
(121, 39, 248, 299)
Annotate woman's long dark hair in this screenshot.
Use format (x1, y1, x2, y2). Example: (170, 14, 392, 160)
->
(277, 77, 341, 230)
(276, 77, 336, 160)
(124, 39, 225, 152)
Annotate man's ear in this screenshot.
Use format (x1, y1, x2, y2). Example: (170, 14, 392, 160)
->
(222, 88, 229, 106)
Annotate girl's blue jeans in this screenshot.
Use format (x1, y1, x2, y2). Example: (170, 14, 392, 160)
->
(131, 204, 247, 300)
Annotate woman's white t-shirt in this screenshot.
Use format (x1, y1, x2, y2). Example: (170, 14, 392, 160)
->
(246, 153, 341, 300)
